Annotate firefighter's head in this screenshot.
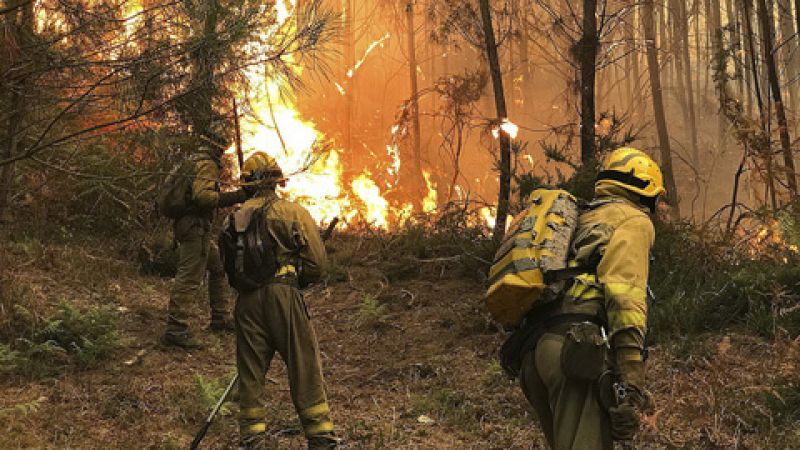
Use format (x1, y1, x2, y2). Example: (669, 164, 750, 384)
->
(596, 147, 665, 212)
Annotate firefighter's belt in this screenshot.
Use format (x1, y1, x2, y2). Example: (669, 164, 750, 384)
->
(500, 309, 605, 379)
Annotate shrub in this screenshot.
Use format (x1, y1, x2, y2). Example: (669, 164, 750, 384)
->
(0, 302, 119, 378)
(649, 219, 800, 342)
(356, 294, 388, 329)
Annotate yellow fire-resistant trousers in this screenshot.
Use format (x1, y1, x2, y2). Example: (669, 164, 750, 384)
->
(235, 281, 333, 439)
(167, 224, 228, 333)
(519, 332, 613, 450)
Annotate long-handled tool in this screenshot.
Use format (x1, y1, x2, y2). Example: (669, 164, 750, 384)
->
(190, 373, 239, 450)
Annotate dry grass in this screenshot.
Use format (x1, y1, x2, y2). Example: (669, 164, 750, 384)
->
(1, 229, 799, 448)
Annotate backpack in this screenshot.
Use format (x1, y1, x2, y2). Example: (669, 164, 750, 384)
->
(218, 200, 279, 291)
(155, 154, 211, 219)
(486, 188, 581, 328)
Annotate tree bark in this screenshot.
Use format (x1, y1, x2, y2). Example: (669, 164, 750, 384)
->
(777, 0, 799, 122)
(643, 0, 681, 219)
(679, 0, 700, 164)
(405, 1, 424, 201)
(0, 0, 34, 221)
(742, 0, 776, 207)
(478, 0, 512, 241)
(344, 0, 354, 156)
(579, 0, 598, 165)
(757, 0, 799, 197)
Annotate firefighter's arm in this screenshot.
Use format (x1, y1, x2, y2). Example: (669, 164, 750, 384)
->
(295, 206, 328, 285)
(597, 214, 654, 387)
(192, 159, 246, 209)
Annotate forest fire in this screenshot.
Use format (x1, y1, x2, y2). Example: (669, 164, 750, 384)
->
(225, 0, 441, 230)
(737, 220, 799, 261)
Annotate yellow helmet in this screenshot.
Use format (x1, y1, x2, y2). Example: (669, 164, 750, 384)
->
(596, 147, 665, 198)
(242, 152, 286, 185)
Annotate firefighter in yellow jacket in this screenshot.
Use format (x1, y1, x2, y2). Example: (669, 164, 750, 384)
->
(519, 147, 661, 449)
(230, 153, 336, 449)
(162, 127, 250, 349)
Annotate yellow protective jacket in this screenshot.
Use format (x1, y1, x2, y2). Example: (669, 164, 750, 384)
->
(177, 148, 244, 234)
(238, 191, 327, 286)
(560, 183, 655, 380)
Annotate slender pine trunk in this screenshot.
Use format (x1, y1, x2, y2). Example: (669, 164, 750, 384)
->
(478, 0, 512, 241)
(643, 0, 681, 218)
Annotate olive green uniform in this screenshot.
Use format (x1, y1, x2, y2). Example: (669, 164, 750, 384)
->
(166, 152, 245, 337)
(519, 183, 654, 449)
(231, 191, 334, 445)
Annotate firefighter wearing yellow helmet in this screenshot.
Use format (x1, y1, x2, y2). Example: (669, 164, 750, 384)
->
(161, 123, 251, 349)
(223, 152, 336, 449)
(518, 147, 662, 448)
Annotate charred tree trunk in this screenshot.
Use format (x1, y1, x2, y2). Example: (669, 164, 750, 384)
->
(0, 0, 34, 221)
(742, 0, 777, 207)
(643, 0, 681, 218)
(405, 1, 424, 200)
(479, 0, 512, 241)
(757, 0, 799, 197)
(579, 0, 598, 165)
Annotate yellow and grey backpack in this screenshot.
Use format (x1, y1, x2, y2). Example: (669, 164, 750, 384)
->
(486, 189, 581, 328)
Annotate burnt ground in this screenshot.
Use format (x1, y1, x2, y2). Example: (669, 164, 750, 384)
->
(1, 233, 800, 449)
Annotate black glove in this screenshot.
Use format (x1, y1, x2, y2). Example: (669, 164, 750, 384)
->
(218, 189, 248, 208)
(609, 402, 639, 441)
(242, 183, 258, 199)
(609, 382, 654, 441)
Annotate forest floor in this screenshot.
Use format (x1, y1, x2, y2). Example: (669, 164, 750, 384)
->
(1, 230, 800, 449)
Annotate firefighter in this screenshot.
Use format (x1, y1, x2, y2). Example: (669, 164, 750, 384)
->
(518, 147, 661, 449)
(229, 152, 336, 449)
(161, 125, 249, 349)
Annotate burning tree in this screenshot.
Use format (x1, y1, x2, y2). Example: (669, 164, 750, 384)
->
(0, 0, 336, 223)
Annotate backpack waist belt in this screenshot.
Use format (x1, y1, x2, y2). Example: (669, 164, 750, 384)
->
(500, 312, 605, 378)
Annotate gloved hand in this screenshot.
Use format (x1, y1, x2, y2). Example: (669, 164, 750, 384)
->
(218, 189, 248, 207)
(609, 383, 654, 441)
(609, 402, 639, 441)
(242, 183, 258, 199)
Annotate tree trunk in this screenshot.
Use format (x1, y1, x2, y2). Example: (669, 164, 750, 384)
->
(478, 0, 512, 241)
(579, 0, 598, 165)
(679, 0, 701, 164)
(726, 0, 745, 100)
(671, 0, 690, 125)
(777, 0, 799, 124)
(405, 1, 424, 202)
(710, 0, 726, 143)
(757, 0, 799, 197)
(344, 0, 354, 157)
(742, 0, 777, 207)
(643, 0, 681, 219)
(0, 0, 34, 221)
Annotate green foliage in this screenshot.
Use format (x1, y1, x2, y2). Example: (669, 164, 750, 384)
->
(356, 294, 388, 328)
(412, 388, 482, 431)
(650, 220, 800, 342)
(0, 302, 119, 378)
(193, 372, 235, 418)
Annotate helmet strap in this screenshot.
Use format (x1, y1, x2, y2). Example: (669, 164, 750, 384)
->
(596, 170, 650, 190)
(639, 194, 658, 214)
